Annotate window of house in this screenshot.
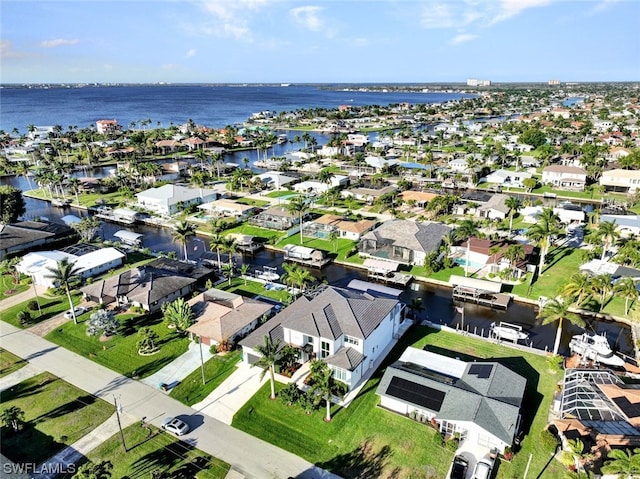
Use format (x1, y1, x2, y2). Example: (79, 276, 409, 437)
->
(321, 341, 330, 358)
(333, 367, 348, 382)
(305, 335, 314, 345)
(344, 335, 359, 346)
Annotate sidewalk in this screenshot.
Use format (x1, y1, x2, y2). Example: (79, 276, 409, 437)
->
(0, 284, 47, 310)
(0, 363, 42, 392)
(34, 412, 138, 479)
(191, 362, 267, 425)
(141, 340, 216, 390)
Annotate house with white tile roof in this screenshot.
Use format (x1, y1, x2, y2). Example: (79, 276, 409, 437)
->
(541, 165, 588, 191)
(599, 169, 640, 193)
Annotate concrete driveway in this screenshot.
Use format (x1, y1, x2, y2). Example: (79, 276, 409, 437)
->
(142, 340, 215, 390)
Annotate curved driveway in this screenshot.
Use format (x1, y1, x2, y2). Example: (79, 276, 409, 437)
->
(0, 321, 341, 479)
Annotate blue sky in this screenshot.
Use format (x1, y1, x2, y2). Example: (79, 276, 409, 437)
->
(1, 0, 639, 84)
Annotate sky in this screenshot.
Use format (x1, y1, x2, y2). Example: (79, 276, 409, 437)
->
(1, 0, 639, 84)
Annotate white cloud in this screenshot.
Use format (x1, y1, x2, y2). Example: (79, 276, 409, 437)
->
(290, 6, 324, 32)
(451, 33, 478, 45)
(421, 4, 455, 29)
(588, 0, 620, 15)
(39, 38, 79, 48)
(196, 0, 274, 41)
(0, 40, 24, 58)
(186, 49, 197, 58)
(489, 0, 552, 25)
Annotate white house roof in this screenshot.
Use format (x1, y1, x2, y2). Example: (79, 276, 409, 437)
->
(17, 248, 124, 276)
(114, 230, 144, 243)
(255, 171, 297, 186)
(398, 347, 467, 378)
(136, 184, 217, 204)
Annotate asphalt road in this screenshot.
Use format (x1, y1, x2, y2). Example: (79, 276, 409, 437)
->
(0, 321, 341, 479)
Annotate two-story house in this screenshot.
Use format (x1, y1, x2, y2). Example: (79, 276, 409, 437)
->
(240, 284, 404, 390)
(599, 169, 640, 193)
(541, 165, 588, 191)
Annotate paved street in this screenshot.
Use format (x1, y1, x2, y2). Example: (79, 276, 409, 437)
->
(0, 321, 341, 479)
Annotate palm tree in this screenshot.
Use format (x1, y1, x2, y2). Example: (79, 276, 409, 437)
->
(327, 230, 339, 252)
(454, 219, 480, 277)
(505, 196, 522, 234)
(287, 196, 308, 243)
(527, 207, 561, 276)
(562, 273, 592, 308)
(598, 220, 620, 261)
(45, 258, 82, 324)
(67, 176, 81, 206)
(222, 236, 236, 269)
(282, 263, 313, 297)
(240, 263, 250, 285)
(317, 168, 333, 185)
(253, 335, 281, 400)
(601, 448, 640, 478)
(172, 221, 196, 261)
(209, 233, 225, 270)
(1, 405, 25, 432)
(221, 263, 234, 286)
(590, 274, 614, 312)
(161, 297, 194, 333)
(308, 359, 344, 422)
(408, 297, 424, 319)
(537, 297, 584, 355)
(615, 277, 639, 316)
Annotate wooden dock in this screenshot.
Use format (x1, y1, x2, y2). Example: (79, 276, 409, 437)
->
(452, 286, 511, 310)
(367, 270, 413, 287)
(284, 255, 332, 269)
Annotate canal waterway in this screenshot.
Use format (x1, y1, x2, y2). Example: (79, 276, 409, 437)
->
(2, 172, 633, 359)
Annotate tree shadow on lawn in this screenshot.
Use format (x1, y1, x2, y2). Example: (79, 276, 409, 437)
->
(120, 314, 162, 336)
(1, 423, 65, 465)
(424, 345, 542, 438)
(542, 247, 573, 272)
(1, 374, 57, 401)
(32, 394, 96, 425)
(317, 440, 399, 479)
(129, 439, 194, 478)
(132, 357, 178, 379)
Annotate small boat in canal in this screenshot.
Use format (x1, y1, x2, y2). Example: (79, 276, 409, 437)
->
(490, 322, 530, 343)
(569, 333, 625, 367)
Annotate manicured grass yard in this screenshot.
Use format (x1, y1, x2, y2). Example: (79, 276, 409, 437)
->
(45, 313, 190, 378)
(223, 224, 283, 243)
(74, 422, 230, 479)
(219, 277, 291, 303)
(0, 274, 29, 299)
(0, 292, 83, 328)
(234, 197, 270, 207)
(170, 350, 242, 406)
(0, 372, 114, 465)
(0, 348, 27, 378)
(265, 190, 298, 198)
(233, 325, 565, 479)
(275, 235, 357, 261)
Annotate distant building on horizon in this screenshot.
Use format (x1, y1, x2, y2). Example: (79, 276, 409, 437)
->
(548, 79, 561, 85)
(96, 119, 120, 134)
(467, 78, 491, 87)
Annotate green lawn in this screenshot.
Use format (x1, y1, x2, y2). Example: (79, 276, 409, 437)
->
(0, 372, 114, 465)
(218, 277, 291, 303)
(408, 264, 466, 283)
(0, 292, 83, 328)
(45, 313, 190, 378)
(222, 224, 284, 243)
(73, 422, 230, 479)
(0, 348, 27, 378)
(234, 197, 270, 207)
(25, 188, 128, 209)
(275, 234, 357, 261)
(233, 325, 565, 478)
(0, 274, 30, 299)
(265, 190, 298, 198)
(170, 350, 242, 406)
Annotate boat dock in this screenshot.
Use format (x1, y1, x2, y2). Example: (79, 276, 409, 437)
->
(452, 286, 511, 310)
(367, 270, 413, 287)
(284, 255, 332, 269)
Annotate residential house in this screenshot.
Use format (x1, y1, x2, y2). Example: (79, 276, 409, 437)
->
(450, 238, 535, 279)
(198, 199, 257, 219)
(187, 288, 273, 347)
(377, 347, 526, 454)
(399, 191, 439, 208)
(521, 205, 586, 225)
(255, 171, 298, 189)
(599, 169, 640, 193)
(249, 206, 301, 231)
(81, 258, 213, 312)
(359, 220, 451, 266)
(342, 185, 397, 205)
(608, 147, 631, 162)
(600, 214, 640, 237)
(552, 369, 640, 448)
(293, 175, 348, 195)
(475, 194, 511, 221)
(541, 165, 588, 191)
(482, 169, 533, 189)
(303, 214, 377, 241)
(136, 184, 219, 216)
(17, 245, 125, 287)
(96, 119, 119, 134)
(240, 283, 405, 390)
(0, 221, 76, 260)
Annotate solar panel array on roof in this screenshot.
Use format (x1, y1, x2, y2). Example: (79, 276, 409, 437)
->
(582, 420, 640, 437)
(469, 364, 493, 379)
(613, 397, 640, 419)
(399, 362, 456, 385)
(386, 376, 446, 412)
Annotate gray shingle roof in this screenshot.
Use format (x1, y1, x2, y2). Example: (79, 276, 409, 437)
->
(377, 356, 525, 445)
(239, 285, 398, 349)
(361, 220, 451, 254)
(326, 347, 366, 371)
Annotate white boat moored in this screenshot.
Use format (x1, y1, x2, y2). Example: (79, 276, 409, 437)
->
(569, 333, 625, 367)
(490, 322, 530, 342)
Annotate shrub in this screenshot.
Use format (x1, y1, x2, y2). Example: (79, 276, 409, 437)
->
(280, 383, 302, 406)
(86, 310, 119, 337)
(540, 428, 559, 452)
(432, 431, 444, 447)
(27, 300, 39, 311)
(17, 310, 32, 326)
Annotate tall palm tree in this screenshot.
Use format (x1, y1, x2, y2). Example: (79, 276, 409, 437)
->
(209, 233, 225, 270)
(505, 196, 522, 234)
(598, 220, 620, 261)
(67, 176, 81, 206)
(287, 196, 308, 243)
(615, 277, 639, 316)
(455, 219, 480, 277)
(172, 221, 196, 261)
(45, 258, 82, 324)
(601, 448, 640, 478)
(253, 335, 281, 400)
(308, 359, 344, 422)
(537, 297, 584, 355)
(562, 273, 592, 308)
(222, 236, 236, 268)
(589, 274, 614, 312)
(527, 207, 560, 276)
(282, 263, 313, 297)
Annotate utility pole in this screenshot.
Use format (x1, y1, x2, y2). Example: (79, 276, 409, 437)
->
(113, 396, 127, 452)
(31, 275, 42, 315)
(199, 336, 206, 385)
